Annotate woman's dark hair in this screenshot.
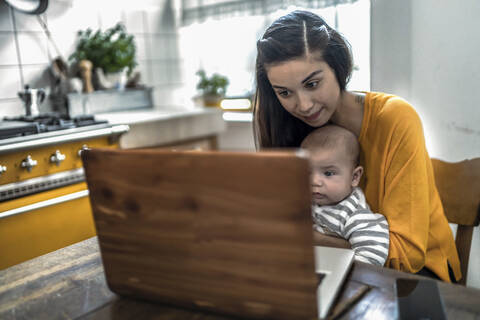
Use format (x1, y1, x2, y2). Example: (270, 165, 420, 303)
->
(253, 10, 353, 149)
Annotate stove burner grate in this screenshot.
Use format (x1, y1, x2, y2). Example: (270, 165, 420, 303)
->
(0, 113, 108, 139)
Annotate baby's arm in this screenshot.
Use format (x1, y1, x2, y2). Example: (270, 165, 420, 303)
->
(343, 209, 390, 266)
(312, 206, 344, 237)
(313, 231, 351, 248)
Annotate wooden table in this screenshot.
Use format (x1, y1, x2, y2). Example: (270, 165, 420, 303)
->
(1, 237, 480, 320)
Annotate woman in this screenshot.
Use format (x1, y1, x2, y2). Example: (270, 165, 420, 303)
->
(253, 10, 461, 282)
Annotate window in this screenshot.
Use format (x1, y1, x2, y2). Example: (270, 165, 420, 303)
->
(179, 0, 370, 101)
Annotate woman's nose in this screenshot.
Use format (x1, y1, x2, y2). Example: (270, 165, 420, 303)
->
(297, 92, 313, 114)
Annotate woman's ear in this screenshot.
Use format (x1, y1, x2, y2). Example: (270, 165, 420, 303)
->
(351, 166, 363, 187)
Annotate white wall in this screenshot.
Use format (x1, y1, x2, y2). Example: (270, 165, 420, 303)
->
(371, 0, 480, 288)
(410, 1, 480, 161)
(370, 0, 411, 99)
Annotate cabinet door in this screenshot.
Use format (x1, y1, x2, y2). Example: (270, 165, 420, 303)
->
(0, 183, 95, 269)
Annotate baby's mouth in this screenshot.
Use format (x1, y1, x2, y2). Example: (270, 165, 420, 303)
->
(312, 192, 327, 200)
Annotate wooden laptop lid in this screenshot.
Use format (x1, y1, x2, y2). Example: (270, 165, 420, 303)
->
(82, 149, 317, 320)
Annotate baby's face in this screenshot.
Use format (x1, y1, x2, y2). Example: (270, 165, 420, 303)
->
(308, 147, 356, 206)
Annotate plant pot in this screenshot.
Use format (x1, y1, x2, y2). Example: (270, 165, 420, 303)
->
(104, 69, 128, 90)
(202, 94, 223, 108)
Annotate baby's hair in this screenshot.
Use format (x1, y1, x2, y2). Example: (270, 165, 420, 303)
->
(300, 124, 360, 167)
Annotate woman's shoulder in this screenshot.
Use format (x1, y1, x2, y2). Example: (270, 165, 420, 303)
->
(365, 91, 421, 126)
(366, 91, 414, 111)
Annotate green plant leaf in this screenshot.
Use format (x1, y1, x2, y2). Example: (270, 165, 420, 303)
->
(70, 22, 137, 76)
(196, 69, 229, 96)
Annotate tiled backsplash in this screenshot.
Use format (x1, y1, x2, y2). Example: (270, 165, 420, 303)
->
(0, 0, 184, 117)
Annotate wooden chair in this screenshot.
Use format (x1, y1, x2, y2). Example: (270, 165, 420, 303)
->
(431, 158, 480, 285)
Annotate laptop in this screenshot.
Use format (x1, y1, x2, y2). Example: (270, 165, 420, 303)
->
(82, 148, 354, 319)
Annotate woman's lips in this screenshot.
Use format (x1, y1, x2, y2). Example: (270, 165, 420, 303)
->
(304, 109, 322, 122)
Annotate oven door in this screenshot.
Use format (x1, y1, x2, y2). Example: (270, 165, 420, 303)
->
(0, 182, 94, 269)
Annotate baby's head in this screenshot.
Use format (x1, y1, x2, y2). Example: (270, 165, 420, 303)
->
(301, 124, 363, 206)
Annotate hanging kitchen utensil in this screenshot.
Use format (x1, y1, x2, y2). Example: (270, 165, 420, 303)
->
(4, 0, 49, 14)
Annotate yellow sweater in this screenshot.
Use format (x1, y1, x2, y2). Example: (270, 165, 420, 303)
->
(358, 92, 461, 282)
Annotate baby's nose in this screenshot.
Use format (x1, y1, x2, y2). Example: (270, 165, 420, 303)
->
(311, 173, 324, 186)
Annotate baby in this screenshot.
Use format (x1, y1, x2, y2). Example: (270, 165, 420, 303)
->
(301, 124, 389, 266)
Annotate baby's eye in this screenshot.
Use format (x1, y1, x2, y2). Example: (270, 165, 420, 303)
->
(324, 170, 335, 177)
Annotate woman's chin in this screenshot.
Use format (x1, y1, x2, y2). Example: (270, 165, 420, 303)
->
(307, 119, 327, 127)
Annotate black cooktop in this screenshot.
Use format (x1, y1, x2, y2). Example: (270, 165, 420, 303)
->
(0, 113, 108, 140)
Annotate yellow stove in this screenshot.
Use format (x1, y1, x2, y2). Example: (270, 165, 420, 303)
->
(0, 120, 129, 269)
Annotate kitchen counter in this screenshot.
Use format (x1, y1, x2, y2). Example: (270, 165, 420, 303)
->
(95, 108, 226, 149)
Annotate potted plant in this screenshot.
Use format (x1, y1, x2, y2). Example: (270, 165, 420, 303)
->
(195, 69, 229, 107)
(69, 23, 137, 90)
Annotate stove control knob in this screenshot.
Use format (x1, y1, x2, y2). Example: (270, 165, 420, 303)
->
(0, 165, 6, 176)
(50, 150, 66, 166)
(78, 144, 90, 157)
(21, 155, 38, 172)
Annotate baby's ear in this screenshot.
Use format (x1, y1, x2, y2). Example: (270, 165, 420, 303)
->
(351, 166, 363, 187)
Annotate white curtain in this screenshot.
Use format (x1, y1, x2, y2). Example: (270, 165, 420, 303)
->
(181, 0, 359, 25)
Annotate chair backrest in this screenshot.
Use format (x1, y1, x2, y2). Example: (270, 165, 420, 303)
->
(431, 158, 480, 285)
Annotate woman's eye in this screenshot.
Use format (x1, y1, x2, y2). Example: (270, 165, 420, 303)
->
(305, 81, 319, 89)
(277, 90, 290, 97)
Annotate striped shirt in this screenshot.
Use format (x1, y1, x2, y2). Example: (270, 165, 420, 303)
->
(312, 187, 390, 266)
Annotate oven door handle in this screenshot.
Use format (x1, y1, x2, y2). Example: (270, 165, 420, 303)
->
(0, 190, 89, 219)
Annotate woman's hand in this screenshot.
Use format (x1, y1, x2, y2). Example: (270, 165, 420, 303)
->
(313, 232, 351, 249)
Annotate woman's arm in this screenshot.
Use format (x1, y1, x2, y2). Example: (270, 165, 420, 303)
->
(375, 102, 432, 272)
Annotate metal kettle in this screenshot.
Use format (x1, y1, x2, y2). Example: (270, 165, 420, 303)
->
(18, 85, 46, 117)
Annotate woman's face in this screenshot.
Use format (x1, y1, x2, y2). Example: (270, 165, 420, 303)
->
(266, 56, 341, 127)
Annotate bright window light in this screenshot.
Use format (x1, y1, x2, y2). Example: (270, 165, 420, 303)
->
(220, 99, 251, 110)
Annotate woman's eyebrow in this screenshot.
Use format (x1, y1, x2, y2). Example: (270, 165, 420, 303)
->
(302, 70, 323, 84)
(271, 69, 323, 89)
